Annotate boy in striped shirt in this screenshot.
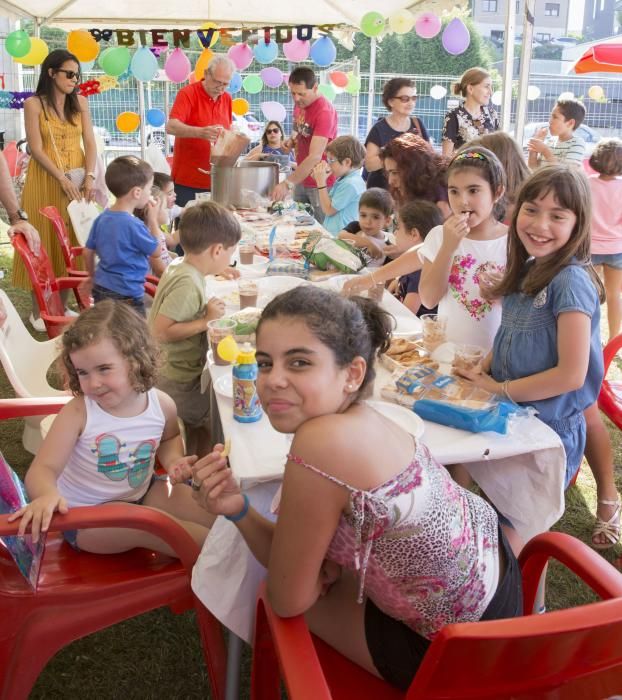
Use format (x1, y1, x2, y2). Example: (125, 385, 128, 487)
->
(527, 98, 586, 169)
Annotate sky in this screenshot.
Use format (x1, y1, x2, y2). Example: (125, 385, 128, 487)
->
(568, 0, 584, 32)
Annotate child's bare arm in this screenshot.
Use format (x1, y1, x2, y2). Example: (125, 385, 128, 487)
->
(152, 298, 224, 343)
(342, 248, 422, 295)
(155, 391, 197, 481)
(337, 232, 384, 259)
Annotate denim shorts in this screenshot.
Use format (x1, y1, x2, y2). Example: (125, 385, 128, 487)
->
(592, 253, 622, 270)
(93, 285, 146, 317)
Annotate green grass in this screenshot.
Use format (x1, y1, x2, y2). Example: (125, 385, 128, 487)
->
(0, 237, 620, 697)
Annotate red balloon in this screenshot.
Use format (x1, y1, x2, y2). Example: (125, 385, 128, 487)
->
(329, 71, 348, 88)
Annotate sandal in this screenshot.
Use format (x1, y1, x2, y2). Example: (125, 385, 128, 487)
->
(591, 498, 622, 550)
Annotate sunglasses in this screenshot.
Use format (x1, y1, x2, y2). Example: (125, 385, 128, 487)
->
(56, 69, 80, 81)
(394, 95, 417, 103)
(266, 128, 281, 134)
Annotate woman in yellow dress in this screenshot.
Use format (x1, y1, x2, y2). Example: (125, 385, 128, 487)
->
(13, 49, 97, 331)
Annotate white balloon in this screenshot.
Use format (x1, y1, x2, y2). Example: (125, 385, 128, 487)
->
(558, 91, 574, 101)
(491, 90, 503, 106)
(429, 84, 447, 100)
(261, 101, 287, 123)
(527, 85, 541, 100)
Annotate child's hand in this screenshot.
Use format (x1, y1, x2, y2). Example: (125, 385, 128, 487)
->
(442, 213, 471, 249)
(364, 238, 384, 260)
(382, 243, 402, 259)
(455, 366, 501, 395)
(220, 266, 241, 280)
(7, 491, 68, 543)
(167, 455, 198, 485)
(319, 559, 342, 596)
(205, 296, 225, 321)
(191, 444, 245, 517)
(342, 275, 373, 296)
(312, 162, 329, 187)
(145, 198, 160, 230)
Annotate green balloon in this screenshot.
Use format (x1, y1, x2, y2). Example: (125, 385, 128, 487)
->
(99, 46, 131, 77)
(345, 74, 361, 95)
(6, 30, 31, 59)
(242, 74, 264, 94)
(318, 84, 336, 102)
(360, 12, 385, 38)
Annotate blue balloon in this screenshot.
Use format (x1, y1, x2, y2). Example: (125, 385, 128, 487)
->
(226, 72, 243, 94)
(146, 108, 166, 127)
(253, 39, 278, 64)
(130, 46, 158, 82)
(310, 36, 336, 68)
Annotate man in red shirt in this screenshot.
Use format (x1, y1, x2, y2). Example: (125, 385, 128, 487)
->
(271, 67, 338, 223)
(166, 55, 234, 205)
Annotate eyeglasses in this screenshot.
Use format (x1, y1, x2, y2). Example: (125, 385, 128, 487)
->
(393, 95, 417, 103)
(56, 69, 80, 81)
(207, 73, 230, 88)
(266, 128, 281, 134)
(326, 156, 338, 164)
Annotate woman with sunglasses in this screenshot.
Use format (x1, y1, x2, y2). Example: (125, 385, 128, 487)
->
(244, 120, 295, 166)
(13, 49, 98, 331)
(364, 78, 429, 191)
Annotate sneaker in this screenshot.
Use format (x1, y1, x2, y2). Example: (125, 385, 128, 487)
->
(29, 314, 46, 333)
(64, 307, 79, 317)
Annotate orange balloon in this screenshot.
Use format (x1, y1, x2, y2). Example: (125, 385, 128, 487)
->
(116, 111, 140, 133)
(232, 98, 249, 116)
(67, 30, 100, 62)
(194, 48, 214, 80)
(329, 71, 348, 88)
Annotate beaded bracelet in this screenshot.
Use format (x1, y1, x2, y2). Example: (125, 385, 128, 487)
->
(501, 379, 516, 403)
(225, 493, 250, 522)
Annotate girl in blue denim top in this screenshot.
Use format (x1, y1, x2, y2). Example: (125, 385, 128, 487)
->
(460, 166, 605, 491)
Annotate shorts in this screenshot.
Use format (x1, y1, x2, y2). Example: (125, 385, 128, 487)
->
(93, 285, 146, 317)
(592, 253, 622, 270)
(364, 526, 522, 690)
(157, 373, 211, 429)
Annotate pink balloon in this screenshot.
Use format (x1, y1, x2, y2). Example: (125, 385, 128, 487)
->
(415, 12, 442, 39)
(164, 47, 191, 82)
(283, 37, 310, 63)
(442, 18, 471, 56)
(260, 66, 283, 88)
(228, 43, 254, 70)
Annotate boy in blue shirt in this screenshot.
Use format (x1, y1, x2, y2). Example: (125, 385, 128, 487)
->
(84, 156, 162, 316)
(312, 136, 366, 235)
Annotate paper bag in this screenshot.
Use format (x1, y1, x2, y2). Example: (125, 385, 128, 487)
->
(67, 199, 101, 247)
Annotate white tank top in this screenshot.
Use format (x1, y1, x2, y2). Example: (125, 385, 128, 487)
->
(57, 389, 166, 507)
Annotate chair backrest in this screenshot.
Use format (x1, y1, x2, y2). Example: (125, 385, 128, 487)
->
(39, 205, 74, 269)
(0, 290, 64, 398)
(11, 233, 65, 318)
(602, 332, 622, 377)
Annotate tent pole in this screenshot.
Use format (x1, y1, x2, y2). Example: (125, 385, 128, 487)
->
(500, 0, 517, 132)
(514, 0, 535, 146)
(366, 37, 377, 135)
(138, 80, 146, 160)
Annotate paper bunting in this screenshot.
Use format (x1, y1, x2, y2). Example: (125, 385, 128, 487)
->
(9, 91, 33, 109)
(78, 79, 101, 97)
(97, 75, 120, 92)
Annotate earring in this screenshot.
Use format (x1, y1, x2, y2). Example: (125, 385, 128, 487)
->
(347, 384, 353, 391)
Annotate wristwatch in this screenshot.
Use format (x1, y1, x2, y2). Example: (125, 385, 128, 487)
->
(285, 180, 294, 192)
(8, 209, 28, 225)
(86, 172, 96, 180)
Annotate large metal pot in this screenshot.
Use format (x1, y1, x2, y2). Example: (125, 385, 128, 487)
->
(210, 161, 279, 208)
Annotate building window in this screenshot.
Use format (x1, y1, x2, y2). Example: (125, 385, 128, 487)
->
(536, 32, 552, 41)
(544, 2, 560, 15)
(491, 30, 504, 40)
(482, 0, 498, 12)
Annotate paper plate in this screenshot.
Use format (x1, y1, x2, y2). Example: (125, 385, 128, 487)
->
(214, 373, 233, 398)
(366, 399, 425, 439)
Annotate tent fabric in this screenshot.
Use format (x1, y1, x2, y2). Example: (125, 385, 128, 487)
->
(573, 43, 622, 74)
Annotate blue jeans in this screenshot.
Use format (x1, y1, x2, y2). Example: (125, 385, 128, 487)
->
(93, 285, 146, 317)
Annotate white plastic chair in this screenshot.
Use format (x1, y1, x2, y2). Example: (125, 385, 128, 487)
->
(0, 290, 68, 452)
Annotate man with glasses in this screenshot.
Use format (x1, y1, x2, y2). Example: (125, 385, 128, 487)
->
(271, 67, 338, 223)
(166, 55, 235, 205)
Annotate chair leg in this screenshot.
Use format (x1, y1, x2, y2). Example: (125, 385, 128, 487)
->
(194, 601, 228, 700)
(250, 600, 281, 700)
(225, 632, 243, 700)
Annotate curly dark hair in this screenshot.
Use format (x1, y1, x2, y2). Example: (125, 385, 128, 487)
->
(257, 286, 393, 398)
(380, 133, 448, 206)
(60, 300, 160, 396)
(381, 77, 416, 111)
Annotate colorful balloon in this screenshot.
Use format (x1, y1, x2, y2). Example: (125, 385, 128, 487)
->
(283, 38, 310, 62)
(146, 108, 166, 127)
(67, 30, 99, 62)
(491, 90, 503, 106)
(194, 48, 214, 80)
(260, 66, 283, 89)
(527, 85, 541, 101)
(5, 30, 31, 59)
(345, 73, 361, 95)
(116, 111, 140, 133)
(131, 46, 158, 82)
(199, 21, 220, 47)
(164, 47, 191, 82)
(310, 36, 336, 67)
(253, 39, 278, 64)
(588, 85, 605, 100)
(389, 9, 414, 35)
(228, 43, 253, 70)
(14, 37, 49, 66)
(242, 74, 263, 94)
(441, 18, 471, 56)
(415, 12, 442, 39)
(318, 84, 336, 102)
(360, 12, 385, 38)
(429, 84, 447, 100)
(226, 72, 243, 94)
(99, 46, 131, 77)
(232, 98, 250, 116)
(329, 71, 348, 88)
(261, 101, 286, 123)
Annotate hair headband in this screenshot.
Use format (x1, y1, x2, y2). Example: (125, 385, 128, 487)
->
(454, 151, 487, 163)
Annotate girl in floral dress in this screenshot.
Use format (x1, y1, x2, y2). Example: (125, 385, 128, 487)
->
(419, 146, 508, 350)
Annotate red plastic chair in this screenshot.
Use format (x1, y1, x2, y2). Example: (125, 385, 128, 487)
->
(39, 205, 86, 277)
(0, 398, 227, 700)
(251, 532, 622, 700)
(598, 331, 622, 431)
(10, 233, 89, 338)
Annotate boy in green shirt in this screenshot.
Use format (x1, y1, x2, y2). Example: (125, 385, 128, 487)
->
(149, 202, 241, 456)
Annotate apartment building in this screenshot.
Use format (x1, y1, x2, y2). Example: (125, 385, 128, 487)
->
(472, 0, 569, 44)
(583, 0, 621, 39)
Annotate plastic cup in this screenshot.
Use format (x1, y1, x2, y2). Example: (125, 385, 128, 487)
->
(207, 318, 237, 366)
(453, 344, 485, 374)
(239, 240, 255, 265)
(238, 279, 258, 309)
(420, 314, 447, 354)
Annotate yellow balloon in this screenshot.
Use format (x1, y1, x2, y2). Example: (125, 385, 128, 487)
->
(200, 21, 220, 47)
(232, 98, 250, 116)
(194, 48, 214, 80)
(67, 30, 100, 62)
(14, 37, 49, 66)
(217, 335, 239, 364)
(116, 111, 140, 133)
(588, 85, 604, 101)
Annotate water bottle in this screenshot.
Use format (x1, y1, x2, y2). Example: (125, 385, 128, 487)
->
(232, 343, 262, 423)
